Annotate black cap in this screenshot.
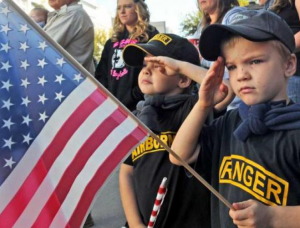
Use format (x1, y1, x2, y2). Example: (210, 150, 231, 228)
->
(199, 9, 295, 61)
(123, 33, 200, 67)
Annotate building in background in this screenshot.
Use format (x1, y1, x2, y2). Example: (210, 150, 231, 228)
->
(150, 21, 166, 33)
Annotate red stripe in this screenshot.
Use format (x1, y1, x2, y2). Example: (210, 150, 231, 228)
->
(155, 199, 162, 206)
(67, 127, 146, 227)
(148, 221, 154, 227)
(158, 187, 166, 194)
(32, 108, 126, 228)
(0, 90, 106, 227)
(151, 211, 158, 216)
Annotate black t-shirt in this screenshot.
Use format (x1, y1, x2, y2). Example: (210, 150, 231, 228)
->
(198, 109, 300, 228)
(124, 95, 212, 228)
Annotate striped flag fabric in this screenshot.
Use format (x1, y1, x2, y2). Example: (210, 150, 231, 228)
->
(0, 0, 148, 227)
(147, 177, 167, 228)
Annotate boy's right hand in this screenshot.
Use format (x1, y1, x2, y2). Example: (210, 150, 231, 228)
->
(144, 56, 180, 76)
(198, 57, 228, 109)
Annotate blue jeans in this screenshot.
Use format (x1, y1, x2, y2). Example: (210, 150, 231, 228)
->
(288, 76, 300, 103)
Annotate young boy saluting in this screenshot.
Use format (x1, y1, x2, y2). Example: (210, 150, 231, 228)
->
(154, 10, 300, 228)
(119, 34, 233, 227)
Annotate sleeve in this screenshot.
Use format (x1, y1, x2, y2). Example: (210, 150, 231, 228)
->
(123, 153, 133, 166)
(46, 11, 89, 48)
(95, 40, 111, 88)
(221, 6, 248, 25)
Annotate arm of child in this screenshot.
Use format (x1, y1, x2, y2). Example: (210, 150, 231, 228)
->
(168, 57, 226, 165)
(144, 56, 234, 113)
(229, 199, 300, 228)
(119, 164, 146, 228)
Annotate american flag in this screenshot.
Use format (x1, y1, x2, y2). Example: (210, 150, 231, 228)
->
(0, 0, 148, 227)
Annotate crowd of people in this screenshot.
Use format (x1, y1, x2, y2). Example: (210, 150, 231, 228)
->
(29, 0, 300, 227)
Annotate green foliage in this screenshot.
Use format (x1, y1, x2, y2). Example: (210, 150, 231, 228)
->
(180, 11, 203, 36)
(93, 28, 112, 63)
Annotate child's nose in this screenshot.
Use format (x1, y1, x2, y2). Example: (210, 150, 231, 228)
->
(237, 67, 250, 81)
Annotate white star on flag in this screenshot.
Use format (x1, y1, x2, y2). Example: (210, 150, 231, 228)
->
(39, 111, 48, 122)
(20, 78, 30, 88)
(0, 24, 12, 34)
(0, 6, 11, 16)
(37, 76, 47, 86)
(37, 58, 48, 69)
(2, 118, 15, 130)
(0, 42, 11, 53)
(74, 73, 83, 82)
(38, 93, 48, 104)
(19, 23, 30, 34)
(1, 79, 13, 91)
(2, 98, 13, 110)
(21, 96, 31, 107)
(1, 60, 12, 72)
(20, 59, 30, 70)
(55, 74, 65, 84)
(38, 41, 48, 51)
(3, 136, 16, 150)
(56, 57, 66, 67)
(22, 133, 33, 145)
(22, 114, 32, 126)
(55, 91, 65, 102)
(19, 41, 29, 52)
(3, 157, 16, 169)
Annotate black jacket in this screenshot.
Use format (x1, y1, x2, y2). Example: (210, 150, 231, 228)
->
(95, 27, 158, 110)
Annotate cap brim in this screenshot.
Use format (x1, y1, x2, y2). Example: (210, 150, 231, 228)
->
(199, 24, 275, 61)
(123, 43, 171, 67)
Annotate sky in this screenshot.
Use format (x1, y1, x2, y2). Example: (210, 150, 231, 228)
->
(96, 0, 198, 35)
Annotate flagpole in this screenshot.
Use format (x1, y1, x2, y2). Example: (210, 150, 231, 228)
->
(7, 0, 232, 210)
(147, 177, 167, 228)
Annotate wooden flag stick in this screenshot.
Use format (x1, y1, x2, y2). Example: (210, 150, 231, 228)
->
(148, 132, 232, 209)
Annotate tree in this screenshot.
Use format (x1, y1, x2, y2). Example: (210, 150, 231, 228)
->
(180, 11, 203, 37)
(93, 28, 112, 63)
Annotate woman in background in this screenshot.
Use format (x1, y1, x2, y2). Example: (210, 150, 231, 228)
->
(95, 0, 158, 111)
(259, 0, 300, 103)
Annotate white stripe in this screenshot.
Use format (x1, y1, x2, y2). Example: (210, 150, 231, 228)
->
(156, 193, 165, 200)
(50, 116, 138, 228)
(150, 216, 156, 222)
(13, 99, 118, 228)
(153, 204, 160, 211)
(0, 79, 96, 214)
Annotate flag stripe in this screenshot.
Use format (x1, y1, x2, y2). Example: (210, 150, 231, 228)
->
(69, 127, 147, 228)
(0, 79, 96, 215)
(49, 117, 142, 228)
(0, 80, 101, 227)
(31, 105, 123, 228)
(13, 98, 120, 228)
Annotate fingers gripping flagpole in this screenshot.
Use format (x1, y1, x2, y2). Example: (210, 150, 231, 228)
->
(147, 177, 167, 228)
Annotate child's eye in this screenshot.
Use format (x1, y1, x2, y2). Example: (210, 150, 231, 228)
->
(226, 65, 236, 71)
(250, 59, 263, 65)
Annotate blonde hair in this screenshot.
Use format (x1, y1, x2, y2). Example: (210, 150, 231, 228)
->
(112, 0, 153, 42)
(221, 35, 292, 61)
(198, 0, 240, 27)
(269, 0, 293, 13)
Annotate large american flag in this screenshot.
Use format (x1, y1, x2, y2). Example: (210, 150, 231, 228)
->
(0, 0, 148, 227)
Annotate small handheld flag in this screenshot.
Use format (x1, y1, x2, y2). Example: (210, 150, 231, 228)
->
(147, 177, 167, 228)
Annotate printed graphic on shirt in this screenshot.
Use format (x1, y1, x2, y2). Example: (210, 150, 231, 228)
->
(111, 38, 137, 80)
(132, 131, 176, 162)
(219, 155, 289, 206)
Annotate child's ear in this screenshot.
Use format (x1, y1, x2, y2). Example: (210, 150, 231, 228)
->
(285, 53, 297, 78)
(178, 76, 192, 89)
